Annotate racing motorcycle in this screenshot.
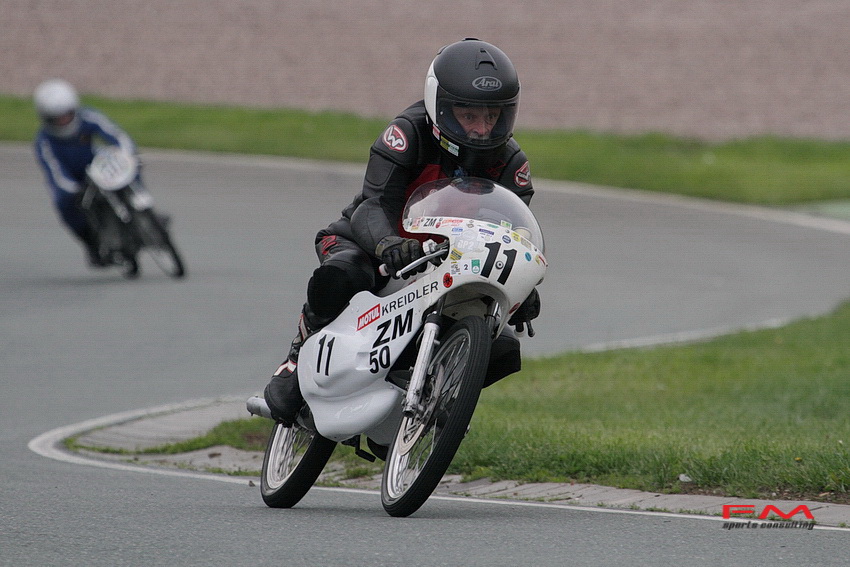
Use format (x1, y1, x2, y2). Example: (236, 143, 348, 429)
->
(81, 146, 185, 278)
(247, 177, 546, 517)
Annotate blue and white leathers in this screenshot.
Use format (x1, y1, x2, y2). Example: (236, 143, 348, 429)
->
(34, 107, 139, 238)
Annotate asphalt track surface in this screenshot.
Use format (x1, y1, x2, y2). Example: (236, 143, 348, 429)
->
(3, 143, 850, 565)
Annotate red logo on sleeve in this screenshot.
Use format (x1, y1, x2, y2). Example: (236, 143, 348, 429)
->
(514, 161, 531, 187)
(382, 125, 408, 152)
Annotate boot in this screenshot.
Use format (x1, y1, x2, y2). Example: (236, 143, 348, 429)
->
(264, 304, 331, 426)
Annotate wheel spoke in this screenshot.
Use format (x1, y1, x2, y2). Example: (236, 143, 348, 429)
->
(261, 422, 336, 508)
(382, 318, 488, 515)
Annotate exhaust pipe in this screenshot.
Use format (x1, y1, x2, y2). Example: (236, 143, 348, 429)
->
(246, 396, 273, 419)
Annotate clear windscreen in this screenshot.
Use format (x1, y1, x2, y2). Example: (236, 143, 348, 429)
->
(403, 177, 544, 251)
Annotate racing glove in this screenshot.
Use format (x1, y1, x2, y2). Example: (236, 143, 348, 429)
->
(375, 236, 426, 278)
(509, 288, 541, 335)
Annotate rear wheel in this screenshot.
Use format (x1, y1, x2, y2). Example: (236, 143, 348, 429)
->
(261, 422, 336, 508)
(135, 210, 186, 278)
(381, 316, 490, 517)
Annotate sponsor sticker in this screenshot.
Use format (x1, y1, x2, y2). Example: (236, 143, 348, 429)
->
(381, 281, 439, 315)
(440, 135, 460, 156)
(357, 304, 381, 330)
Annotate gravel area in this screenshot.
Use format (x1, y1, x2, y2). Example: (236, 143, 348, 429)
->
(3, 1, 850, 141)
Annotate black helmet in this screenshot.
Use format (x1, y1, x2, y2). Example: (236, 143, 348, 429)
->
(424, 39, 520, 172)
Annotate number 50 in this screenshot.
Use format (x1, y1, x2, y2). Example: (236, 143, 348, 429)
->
(369, 345, 391, 373)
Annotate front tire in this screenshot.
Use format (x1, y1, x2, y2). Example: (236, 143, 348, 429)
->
(381, 316, 491, 517)
(261, 423, 336, 508)
(136, 209, 186, 278)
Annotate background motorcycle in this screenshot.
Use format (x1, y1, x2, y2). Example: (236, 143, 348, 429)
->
(81, 146, 185, 279)
(248, 177, 546, 517)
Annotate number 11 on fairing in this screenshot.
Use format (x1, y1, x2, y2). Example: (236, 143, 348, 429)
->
(316, 335, 335, 376)
(481, 242, 516, 284)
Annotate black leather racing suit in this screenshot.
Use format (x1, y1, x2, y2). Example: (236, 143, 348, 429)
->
(305, 100, 535, 386)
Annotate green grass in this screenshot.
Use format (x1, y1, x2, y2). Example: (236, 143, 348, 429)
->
(12, 92, 849, 501)
(520, 131, 850, 204)
(65, 418, 273, 455)
(4, 94, 850, 205)
(458, 300, 850, 500)
(71, 300, 850, 502)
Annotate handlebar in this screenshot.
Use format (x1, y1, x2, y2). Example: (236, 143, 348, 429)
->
(378, 239, 448, 278)
(376, 237, 538, 338)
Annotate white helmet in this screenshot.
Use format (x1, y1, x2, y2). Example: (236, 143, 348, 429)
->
(34, 79, 81, 138)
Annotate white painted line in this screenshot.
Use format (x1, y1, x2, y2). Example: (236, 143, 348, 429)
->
(15, 142, 850, 530)
(8, 141, 850, 236)
(138, 146, 850, 237)
(580, 317, 794, 352)
(535, 178, 850, 236)
(27, 396, 254, 484)
(27, 397, 849, 531)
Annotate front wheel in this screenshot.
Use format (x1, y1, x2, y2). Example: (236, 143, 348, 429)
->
(135, 209, 186, 278)
(261, 423, 336, 508)
(381, 316, 491, 517)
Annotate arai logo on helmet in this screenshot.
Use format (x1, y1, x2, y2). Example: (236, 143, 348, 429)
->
(472, 76, 502, 91)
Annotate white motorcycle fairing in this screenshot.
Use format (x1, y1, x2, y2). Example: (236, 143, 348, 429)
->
(85, 146, 153, 210)
(298, 178, 546, 445)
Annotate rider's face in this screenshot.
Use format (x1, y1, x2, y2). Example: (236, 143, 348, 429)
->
(46, 111, 75, 127)
(452, 106, 501, 140)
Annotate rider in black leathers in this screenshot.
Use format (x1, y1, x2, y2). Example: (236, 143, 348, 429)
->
(264, 38, 541, 428)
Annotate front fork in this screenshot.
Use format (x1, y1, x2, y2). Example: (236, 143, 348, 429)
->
(103, 190, 132, 223)
(402, 311, 442, 418)
(402, 299, 500, 418)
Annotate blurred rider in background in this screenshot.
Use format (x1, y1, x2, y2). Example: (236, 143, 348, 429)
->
(33, 78, 147, 268)
(263, 39, 542, 437)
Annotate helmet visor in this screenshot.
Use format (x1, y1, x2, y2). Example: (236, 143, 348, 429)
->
(436, 100, 517, 149)
(44, 110, 76, 127)
(42, 109, 81, 138)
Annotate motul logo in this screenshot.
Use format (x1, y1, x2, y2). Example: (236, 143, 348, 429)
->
(357, 304, 381, 330)
(722, 504, 814, 520)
